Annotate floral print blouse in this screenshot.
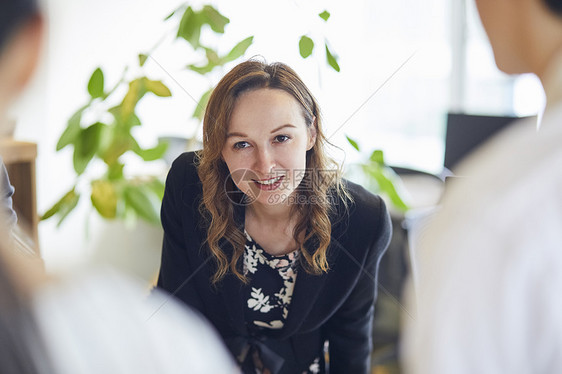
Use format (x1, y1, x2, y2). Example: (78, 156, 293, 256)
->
(242, 231, 322, 374)
(243, 230, 299, 330)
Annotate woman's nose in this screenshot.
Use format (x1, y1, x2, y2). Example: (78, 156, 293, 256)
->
(254, 147, 275, 176)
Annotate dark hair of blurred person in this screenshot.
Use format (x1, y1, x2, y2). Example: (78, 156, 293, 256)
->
(0, 0, 43, 115)
(0, 0, 52, 373)
(0, 3, 239, 374)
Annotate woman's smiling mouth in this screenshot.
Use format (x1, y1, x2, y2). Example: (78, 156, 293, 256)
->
(253, 175, 284, 191)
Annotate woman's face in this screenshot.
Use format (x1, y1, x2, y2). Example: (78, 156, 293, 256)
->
(221, 88, 316, 208)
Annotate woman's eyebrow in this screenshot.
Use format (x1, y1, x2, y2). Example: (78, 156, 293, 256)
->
(270, 124, 296, 133)
(226, 131, 247, 138)
(226, 124, 296, 138)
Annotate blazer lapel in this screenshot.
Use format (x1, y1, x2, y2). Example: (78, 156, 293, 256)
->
(274, 237, 342, 339)
(274, 205, 351, 339)
(276, 266, 328, 339)
(218, 202, 249, 336)
(220, 269, 249, 336)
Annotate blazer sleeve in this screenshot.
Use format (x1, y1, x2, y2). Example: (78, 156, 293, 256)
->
(325, 196, 392, 374)
(157, 152, 206, 313)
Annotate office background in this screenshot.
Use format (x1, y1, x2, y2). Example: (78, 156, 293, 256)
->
(7, 0, 544, 270)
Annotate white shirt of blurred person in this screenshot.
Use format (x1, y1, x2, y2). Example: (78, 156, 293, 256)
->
(402, 0, 562, 373)
(0, 1, 237, 373)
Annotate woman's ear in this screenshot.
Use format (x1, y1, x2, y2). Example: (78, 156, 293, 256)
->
(307, 116, 317, 151)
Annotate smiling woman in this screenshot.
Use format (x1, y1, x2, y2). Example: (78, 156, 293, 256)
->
(157, 59, 392, 374)
(199, 60, 342, 283)
(222, 88, 316, 231)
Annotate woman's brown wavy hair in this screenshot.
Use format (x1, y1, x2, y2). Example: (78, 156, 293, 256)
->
(197, 59, 351, 284)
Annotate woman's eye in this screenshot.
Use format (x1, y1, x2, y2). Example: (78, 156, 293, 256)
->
(274, 135, 290, 143)
(233, 141, 250, 150)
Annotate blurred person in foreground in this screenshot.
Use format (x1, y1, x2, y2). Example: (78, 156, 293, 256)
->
(0, 1, 237, 373)
(402, 0, 562, 373)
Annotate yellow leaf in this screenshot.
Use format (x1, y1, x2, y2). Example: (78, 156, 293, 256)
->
(91, 180, 118, 218)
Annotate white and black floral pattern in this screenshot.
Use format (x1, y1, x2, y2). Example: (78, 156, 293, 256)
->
(243, 231, 322, 374)
(243, 230, 299, 329)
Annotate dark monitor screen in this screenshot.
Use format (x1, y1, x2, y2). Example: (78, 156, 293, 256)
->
(444, 113, 526, 171)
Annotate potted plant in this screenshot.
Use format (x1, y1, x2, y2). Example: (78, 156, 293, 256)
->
(39, 3, 350, 281)
(41, 3, 344, 227)
(41, 4, 255, 228)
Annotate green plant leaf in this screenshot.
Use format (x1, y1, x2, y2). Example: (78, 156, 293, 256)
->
(144, 78, 172, 97)
(205, 48, 220, 65)
(164, 4, 188, 21)
(56, 106, 87, 151)
(101, 117, 138, 164)
(346, 135, 360, 151)
(107, 162, 124, 180)
(325, 44, 340, 72)
(107, 105, 122, 123)
(370, 149, 385, 165)
(222, 36, 254, 63)
(40, 203, 60, 221)
(109, 106, 141, 129)
(73, 122, 105, 175)
(299, 35, 314, 58)
(40, 188, 80, 226)
(146, 178, 165, 201)
(55, 191, 81, 227)
(364, 165, 409, 211)
(187, 63, 216, 75)
(87, 68, 105, 98)
(121, 204, 138, 228)
(126, 113, 142, 128)
(101, 128, 135, 165)
(96, 120, 112, 157)
(201, 5, 230, 34)
(138, 54, 148, 67)
(41, 188, 76, 220)
(192, 87, 213, 121)
(319, 10, 331, 21)
(102, 139, 130, 165)
(132, 139, 169, 161)
(177, 7, 201, 48)
(164, 9, 176, 21)
(91, 179, 117, 218)
(123, 184, 161, 224)
(121, 78, 144, 120)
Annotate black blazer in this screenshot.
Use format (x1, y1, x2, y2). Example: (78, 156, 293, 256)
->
(157, 152, 392, 374)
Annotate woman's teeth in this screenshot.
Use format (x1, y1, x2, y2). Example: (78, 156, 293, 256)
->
(256, 176, 283, 185)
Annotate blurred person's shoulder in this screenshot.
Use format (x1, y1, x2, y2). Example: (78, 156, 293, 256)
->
(405, 106, 562, 374)
(448, 104, 562, 220)
(421, 104, 562, 271)
(32, 267, 238, 374)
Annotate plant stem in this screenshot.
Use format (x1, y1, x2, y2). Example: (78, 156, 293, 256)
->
(102, 67, 129, 100)
(143, 28, 176, 62)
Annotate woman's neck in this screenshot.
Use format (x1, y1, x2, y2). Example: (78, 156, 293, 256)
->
(245, 203, 302, 256)
(246, 201, 292, 226)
